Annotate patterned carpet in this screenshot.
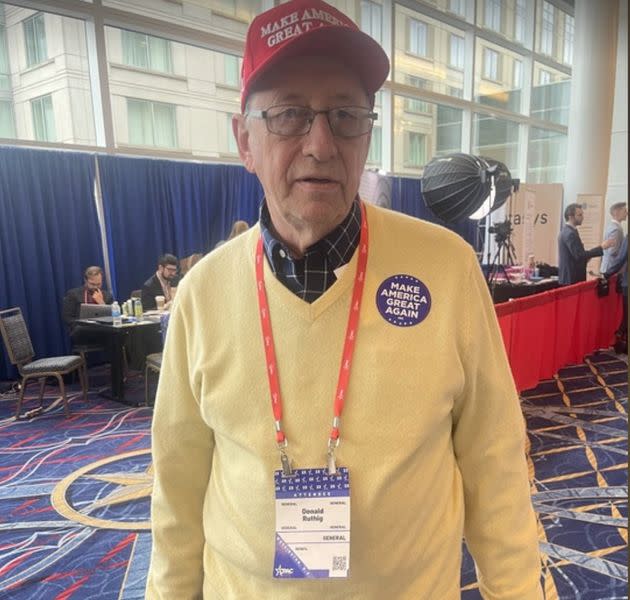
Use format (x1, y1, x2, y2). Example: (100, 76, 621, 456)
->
(0, 354, 627, 599)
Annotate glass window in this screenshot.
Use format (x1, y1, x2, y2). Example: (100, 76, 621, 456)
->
(226, 113, 237, 153)
(0, 23, 10, 90)
(224, 54, 239, 87)
(472, 113, 520, 177)
(563, 14, 574, 65)
(104, 0, 261, 38)
(408, 18, 428, 57)
(361, 0, 382, 44)
(395, 6, 465, 100)
(0, 99, 15, 138)
(540, 1, 554, 55)
(393, 95, 462, 174)
(476, 41, 524, 113)
(127, 98, 177, 148)
(514, 0, 526, 43)
(31, 93, 56, 141)
(23, 12, 47, 67)
(449, 34, 464, 70)
(122, 30, 173, 73)
(527, 126, 567, 183)
(531, 62, 570, 126)
(482, 47, 499, 81)
(448, 0, 466, 17)
(367, 126, 382, 165)
(407, 131, 427, 167)
(405, 76, 431, 113)
(483, 0, 501, 31)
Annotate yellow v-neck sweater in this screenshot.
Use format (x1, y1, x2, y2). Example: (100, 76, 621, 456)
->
(147, 203, 542, 599)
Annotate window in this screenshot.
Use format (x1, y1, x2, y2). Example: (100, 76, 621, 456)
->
(127, 98, 177, 148)
(482, 47, 500, 81)
(449, 34, 464, 69)
(361, 0, 382, 44)
(224, 54, 239, 87)
(448, 0, 466, 17)
(563, 15, 574, 65)
(407, 131, 427, 167)
(0, 24, 10, 90)
(0, 100, 15, 138)
(538, 69, 551, 85)
(227, 113, 237, 153)
(408, 19, 428, 57)
(436, 105, 462, 155)
(405, 76, 430, 113)
(122, 30, 172, 73)
(483, 0, 501, 31)
(23, 13, 48, 67)
(513, 58, 523, 89)
(514, 0, 526, 43)
(367, 126, 382, 164)
(540, 1, 554, 55)
(449, 86, 463, 98)
(31, 94, 56, 141)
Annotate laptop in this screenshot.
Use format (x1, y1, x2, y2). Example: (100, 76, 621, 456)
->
(79, 303, 113, 319)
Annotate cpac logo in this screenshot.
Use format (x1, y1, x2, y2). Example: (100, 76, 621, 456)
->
(275, 565, 294, 577)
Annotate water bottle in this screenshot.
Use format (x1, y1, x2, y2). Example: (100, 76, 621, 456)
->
(134, 298, 143, 319)
(112, 301, 122, 327)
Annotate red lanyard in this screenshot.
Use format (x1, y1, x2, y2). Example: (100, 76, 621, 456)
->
(255, 202, 369, 474)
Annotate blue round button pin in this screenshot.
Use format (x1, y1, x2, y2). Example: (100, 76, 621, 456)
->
(376, 274, 431, 327)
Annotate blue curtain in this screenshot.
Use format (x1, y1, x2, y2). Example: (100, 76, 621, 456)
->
(97, 155, 263, 301)
(0, 147, 103, 380)
(390, 175, 481, 251)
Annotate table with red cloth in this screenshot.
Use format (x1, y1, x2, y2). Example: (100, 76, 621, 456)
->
(495, 276, 623, 392)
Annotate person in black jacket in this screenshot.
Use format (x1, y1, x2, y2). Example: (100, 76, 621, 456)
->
(603, 234, 628, 352)
(141, 254, 179, 311)
(557, 203, 614, 285)
(62, 266, 114, 344)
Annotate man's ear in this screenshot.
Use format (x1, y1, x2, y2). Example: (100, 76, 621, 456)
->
(232, 114, 255, 174)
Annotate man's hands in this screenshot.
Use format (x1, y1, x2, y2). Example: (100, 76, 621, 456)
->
(92, 289, 105, 304)
(602, 238, 616, 250)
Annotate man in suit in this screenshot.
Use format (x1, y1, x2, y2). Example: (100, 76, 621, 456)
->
(600, 202, 627, 274)
(62, 265, 113, 344)
(604, 234, 628, 353)
(141, 253, 179, 311)
(558, 203, 614, 285)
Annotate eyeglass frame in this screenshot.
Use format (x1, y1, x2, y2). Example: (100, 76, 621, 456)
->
(245, 105, 378, 138)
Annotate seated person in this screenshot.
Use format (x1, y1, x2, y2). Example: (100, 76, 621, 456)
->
(62, 266, 113, 345)
(141, 254, 179, 311)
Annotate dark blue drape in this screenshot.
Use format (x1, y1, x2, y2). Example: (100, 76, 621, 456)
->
(390, 175, 481, 251)
(0, 147, 103, 380)
(98, 155, 263, 301)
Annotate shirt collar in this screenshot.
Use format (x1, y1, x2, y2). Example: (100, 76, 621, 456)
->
(260, 198, 362, 274)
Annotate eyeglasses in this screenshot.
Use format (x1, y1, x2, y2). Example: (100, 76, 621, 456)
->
(246, 105, 377, 138)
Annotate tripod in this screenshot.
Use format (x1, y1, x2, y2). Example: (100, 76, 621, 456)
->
(486, 233, 518, 289)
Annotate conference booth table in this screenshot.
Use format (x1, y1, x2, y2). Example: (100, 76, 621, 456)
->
(495, 276, 623, 393)
(76, 315, 162, 404)
(490, 277, 559, 304)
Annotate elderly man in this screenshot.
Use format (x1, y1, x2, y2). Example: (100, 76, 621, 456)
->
(558, 203, 615, 285)
(146, 1, 543, 598)
(600, 201, 627, 274)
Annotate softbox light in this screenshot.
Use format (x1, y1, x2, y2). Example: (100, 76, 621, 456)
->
(421, 153, 517, 223)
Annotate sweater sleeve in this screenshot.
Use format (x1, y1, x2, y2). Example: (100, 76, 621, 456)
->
(146, 292, 214, 599)
(452, 249, 543, 600)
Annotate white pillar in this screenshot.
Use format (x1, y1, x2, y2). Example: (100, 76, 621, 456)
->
(563, 0, 619, 207)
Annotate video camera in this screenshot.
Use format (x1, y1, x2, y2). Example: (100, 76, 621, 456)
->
(488, 219, 513, 244)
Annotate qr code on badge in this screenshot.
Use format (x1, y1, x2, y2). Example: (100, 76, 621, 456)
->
(332, 556, 347, 572)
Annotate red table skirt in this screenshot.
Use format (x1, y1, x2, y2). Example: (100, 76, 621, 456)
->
(495, 276, 623, 392)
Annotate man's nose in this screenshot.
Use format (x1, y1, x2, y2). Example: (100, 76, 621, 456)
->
(302, 113, 338, 161)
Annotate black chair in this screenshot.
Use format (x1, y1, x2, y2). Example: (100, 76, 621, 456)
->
(0, 307, 87, 419)
(144, 352, 162, 406)
(131, 289, 142, 299)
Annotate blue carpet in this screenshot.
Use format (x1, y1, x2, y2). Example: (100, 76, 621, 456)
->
(0, 354, 627, 599)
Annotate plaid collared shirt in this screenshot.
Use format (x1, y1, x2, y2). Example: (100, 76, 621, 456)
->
(260, 199, 361, 303)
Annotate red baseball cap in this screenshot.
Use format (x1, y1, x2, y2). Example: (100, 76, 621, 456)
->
(240, 0, 390, 111)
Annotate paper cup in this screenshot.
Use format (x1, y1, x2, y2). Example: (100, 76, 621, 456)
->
(155, 295, 165, 310)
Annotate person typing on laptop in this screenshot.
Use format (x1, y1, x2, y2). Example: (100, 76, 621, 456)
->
(62, 266, 114, 345)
